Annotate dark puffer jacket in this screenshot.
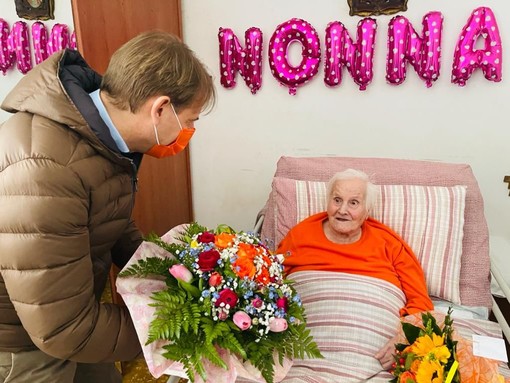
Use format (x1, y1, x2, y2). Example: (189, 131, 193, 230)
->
(0, 50, 143, 362)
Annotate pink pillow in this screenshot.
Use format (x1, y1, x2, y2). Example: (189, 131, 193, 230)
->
(269, 177, 465, 304)
(259, 156, 491, 309)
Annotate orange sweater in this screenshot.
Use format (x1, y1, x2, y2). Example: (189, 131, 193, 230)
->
(277, 212, 433, 316)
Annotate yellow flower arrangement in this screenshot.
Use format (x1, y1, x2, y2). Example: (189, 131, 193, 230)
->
(390, 308, 460, 383)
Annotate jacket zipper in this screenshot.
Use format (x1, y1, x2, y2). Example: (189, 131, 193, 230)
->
(129, 160, 138, 209)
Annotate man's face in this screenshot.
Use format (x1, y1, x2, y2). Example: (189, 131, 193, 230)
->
(156, 102, 202, 146)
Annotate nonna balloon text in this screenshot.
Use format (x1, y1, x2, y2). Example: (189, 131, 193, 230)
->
(0, 19, 76, 75)
(218, 7, 502, 95)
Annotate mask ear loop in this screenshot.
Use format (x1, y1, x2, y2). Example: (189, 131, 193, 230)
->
(171, 104, 184, 131)
(152, 124, 160, 145)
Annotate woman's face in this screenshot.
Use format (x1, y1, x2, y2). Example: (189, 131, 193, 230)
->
(326, 178, 369, 240)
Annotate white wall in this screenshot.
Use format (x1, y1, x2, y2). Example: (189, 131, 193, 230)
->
(1, 1, 508, 240)
(0, 0, 74, 122)
(181, 0, 510, 237)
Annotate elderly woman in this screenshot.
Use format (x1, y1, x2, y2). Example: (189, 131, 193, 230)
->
(277, 168, 433, 370)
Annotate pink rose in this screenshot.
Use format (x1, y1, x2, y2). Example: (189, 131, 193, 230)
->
(269, 318, 288, 332)
(169, 264, 193, 283)
(251, 297, 263, 309)
(276, 297, 288, 312)
(215, 288, 238, 308)
(198, 232, 215, 244)
(208, 271, 222, 287)
(217, 311, 228, 321)
(198, 249, 221, 271)
(233, 311, 251, 330)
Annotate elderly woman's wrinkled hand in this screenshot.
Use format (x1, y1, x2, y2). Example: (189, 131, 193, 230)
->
(374, 335, 398, 370)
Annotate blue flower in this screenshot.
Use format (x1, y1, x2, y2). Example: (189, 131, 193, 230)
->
(243, 291, 254, 299)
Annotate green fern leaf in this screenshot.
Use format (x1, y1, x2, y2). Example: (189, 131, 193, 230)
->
(216, 332, 247, 360)
(118, 256, 176, 278)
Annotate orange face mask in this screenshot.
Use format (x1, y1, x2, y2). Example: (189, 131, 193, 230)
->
(145, 104, 196, 158)
(145, 127, 195, 158)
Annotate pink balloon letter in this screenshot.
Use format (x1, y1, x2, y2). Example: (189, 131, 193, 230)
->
(48, 24, 70, 56)
(0, 19, 14, 75)
(8, 21, 32, 74)
(386, 12, 444, 88)
(32, 21, 48, 65)
(324, 18, 377, 91)
(452, 7, 502, 87)
(218, 27, 263, 95)
(70, 31, 77, 50)
(269, 18, 321, 95)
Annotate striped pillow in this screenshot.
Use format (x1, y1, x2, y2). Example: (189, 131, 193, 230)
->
(271, 177, 466, 304)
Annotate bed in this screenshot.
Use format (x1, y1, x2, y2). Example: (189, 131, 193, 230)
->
(248, 155, 510, 382)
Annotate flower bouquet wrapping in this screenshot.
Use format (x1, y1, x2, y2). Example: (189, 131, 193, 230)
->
(118, 223, 322, 383)
(390, 308, 460, 383)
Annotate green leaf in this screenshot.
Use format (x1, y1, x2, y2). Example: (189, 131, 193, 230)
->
(118, 256, 177, 278)
(215, 223, 236, 234)
(178, 279, 201, 298)
(216, 332, 247, 360)
(176, 222, 209, 242)
(404, 352, 416, 370)
(202, 344, 228, 370)
(402, 322, 422, 344)
(146, 290, 201, 344)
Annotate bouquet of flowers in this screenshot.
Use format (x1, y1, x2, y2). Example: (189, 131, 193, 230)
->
(119, 222, 322, 383)
(390, 308, 460, 383)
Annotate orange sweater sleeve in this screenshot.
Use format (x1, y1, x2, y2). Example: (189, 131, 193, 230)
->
(277, 213, 433, 316)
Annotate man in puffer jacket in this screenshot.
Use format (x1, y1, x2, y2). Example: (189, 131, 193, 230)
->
(0, 30, 215, 382)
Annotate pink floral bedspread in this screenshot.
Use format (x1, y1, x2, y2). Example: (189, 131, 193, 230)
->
(116, 224, 291, 382)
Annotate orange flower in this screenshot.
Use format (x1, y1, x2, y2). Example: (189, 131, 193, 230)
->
(255, 267, 271, 285)
(400, 371, 416, 383)
(237, 243, 258, 259)
(410, 359, 421, 373)
(233, 254, 257, 279)
(261, 254, 272, 265)
(214, 233, 235, 249)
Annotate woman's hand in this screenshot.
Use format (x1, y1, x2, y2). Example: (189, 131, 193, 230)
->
(374, 335, 398, 370)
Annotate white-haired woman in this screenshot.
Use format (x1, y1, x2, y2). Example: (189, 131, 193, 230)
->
(277, 168, 433, 370)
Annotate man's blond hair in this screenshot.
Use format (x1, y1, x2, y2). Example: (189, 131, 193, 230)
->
(101, 30, 215, 113)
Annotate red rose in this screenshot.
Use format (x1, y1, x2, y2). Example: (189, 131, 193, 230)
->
(215, 288, 238, 308)
(198, 249, 220, 271)
(198, 232, 215, 244)
(276, 297, 288, 312)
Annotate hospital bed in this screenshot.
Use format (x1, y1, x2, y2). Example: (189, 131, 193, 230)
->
(248, 156, 510, 382)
